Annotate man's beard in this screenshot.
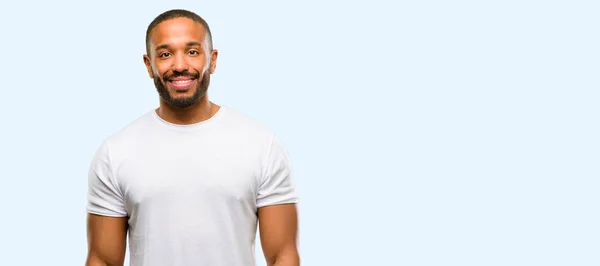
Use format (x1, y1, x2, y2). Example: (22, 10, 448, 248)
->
(154, 70, 211, 109)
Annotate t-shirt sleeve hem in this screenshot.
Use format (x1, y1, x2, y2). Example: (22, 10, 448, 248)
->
(86, 208, 128, 218)
(256, 198, 299, 209)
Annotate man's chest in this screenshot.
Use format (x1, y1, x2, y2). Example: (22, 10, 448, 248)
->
(114, 148, 262, 215)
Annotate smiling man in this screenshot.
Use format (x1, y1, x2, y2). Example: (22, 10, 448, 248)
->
(85, 9, 300, 266)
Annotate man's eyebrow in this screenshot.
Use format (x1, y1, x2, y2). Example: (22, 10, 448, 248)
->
(155, 44, 170, 51)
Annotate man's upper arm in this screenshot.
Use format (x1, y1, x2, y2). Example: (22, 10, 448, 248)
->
(257, 135, 298, 208)
(87, 140, 127, 217)
(257, 134, 300, 265)
(86, 214, 128, 266)
(86, 140, 129, 265)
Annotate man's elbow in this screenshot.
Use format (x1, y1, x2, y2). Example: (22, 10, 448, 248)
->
(86, 254, 123, 266)
(85, 257, 107, 266)
(267, 247, 300, 266)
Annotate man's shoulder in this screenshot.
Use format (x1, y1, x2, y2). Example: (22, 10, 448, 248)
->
(89, 110, 154, 163)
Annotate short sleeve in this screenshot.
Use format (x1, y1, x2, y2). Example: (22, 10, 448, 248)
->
(86, 140, 128, 217)
(257, 135, 298, 208)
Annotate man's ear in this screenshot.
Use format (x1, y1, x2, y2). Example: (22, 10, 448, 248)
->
(209, 49, 219, 74)
(143, 54, 154, 79)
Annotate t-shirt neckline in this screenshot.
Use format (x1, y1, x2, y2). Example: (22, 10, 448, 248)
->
(151, 105, 226, 131)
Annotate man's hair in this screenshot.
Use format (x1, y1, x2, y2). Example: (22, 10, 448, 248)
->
(145, 9, 213, 56)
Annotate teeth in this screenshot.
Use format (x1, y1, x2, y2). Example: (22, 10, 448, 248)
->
(172, 80, 192, 84)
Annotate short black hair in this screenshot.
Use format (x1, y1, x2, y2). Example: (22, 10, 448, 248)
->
(145, 9, 213, 56)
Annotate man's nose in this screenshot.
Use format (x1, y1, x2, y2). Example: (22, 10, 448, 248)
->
(171, 53, 189, 72)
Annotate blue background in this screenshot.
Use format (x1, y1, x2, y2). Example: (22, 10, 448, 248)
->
(0, 0, 598, 265)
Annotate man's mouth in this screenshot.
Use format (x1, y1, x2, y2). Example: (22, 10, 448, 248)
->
(168, 77, 196, 90)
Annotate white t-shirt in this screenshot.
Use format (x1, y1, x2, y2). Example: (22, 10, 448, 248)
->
(86, 105, 298, 266)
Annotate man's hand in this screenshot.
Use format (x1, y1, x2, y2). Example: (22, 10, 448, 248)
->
(258, 203, 300, 266)
(85, 213, 128, 266)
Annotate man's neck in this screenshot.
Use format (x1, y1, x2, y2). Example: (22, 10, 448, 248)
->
(156, 96, 220, 125)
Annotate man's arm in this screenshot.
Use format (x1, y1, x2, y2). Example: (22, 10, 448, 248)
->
(258, 203, 300, 266)
(85, 213, 128, 266)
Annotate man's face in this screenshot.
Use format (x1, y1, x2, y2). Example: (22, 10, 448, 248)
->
(144, 17, 217, 109)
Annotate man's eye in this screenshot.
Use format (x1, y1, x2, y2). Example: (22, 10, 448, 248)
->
(189, 50, 199, 55)
(159, 52, 171, 58)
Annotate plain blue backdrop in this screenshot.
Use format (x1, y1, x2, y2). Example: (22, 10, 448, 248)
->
(0, 0, 598, 265)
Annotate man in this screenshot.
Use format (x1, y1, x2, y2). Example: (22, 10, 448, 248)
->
(85, 9, 300, 266)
